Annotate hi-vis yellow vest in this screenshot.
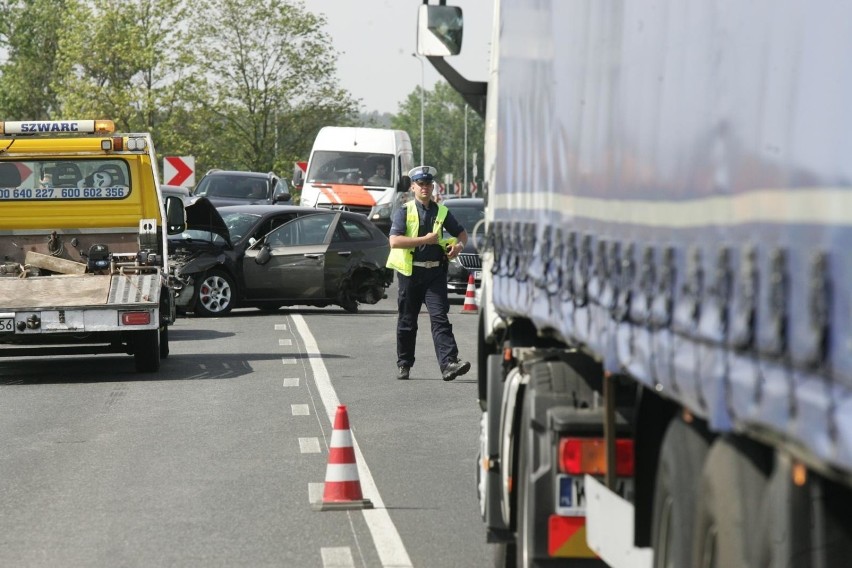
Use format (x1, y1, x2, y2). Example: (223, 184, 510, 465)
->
(386, 200, 454, 276)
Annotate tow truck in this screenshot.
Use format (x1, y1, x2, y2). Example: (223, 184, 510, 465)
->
(0, 119, 185, 372)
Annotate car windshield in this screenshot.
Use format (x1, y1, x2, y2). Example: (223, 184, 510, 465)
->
(195, 175, 268, 199)
(306, 151, 394, 186)
(220, 211, 262, 242)
(446, 205, 485, 237)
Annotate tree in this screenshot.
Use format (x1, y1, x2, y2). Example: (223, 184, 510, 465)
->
(392, 81, 484, 195)
(53, 0, 193, 137)
(186, 0, 359, 173)
(0, 0, 70, 120)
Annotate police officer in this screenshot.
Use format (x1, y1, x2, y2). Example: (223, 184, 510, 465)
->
(387, 166, 471, 381)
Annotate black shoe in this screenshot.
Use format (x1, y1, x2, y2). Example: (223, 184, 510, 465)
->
(397, 366, 410, 380)
(442, 359, 471, 381)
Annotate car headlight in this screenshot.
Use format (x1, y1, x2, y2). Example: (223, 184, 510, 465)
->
(370, 202, 392, 220)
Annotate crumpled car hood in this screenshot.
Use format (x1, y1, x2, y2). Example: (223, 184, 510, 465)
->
(183, 196, 231, 246)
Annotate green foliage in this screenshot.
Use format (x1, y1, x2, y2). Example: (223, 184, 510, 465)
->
(392, 81, 484, 195)
(0, 0, 481, 194)
(185, 0, 358, 174)
(0, 0, 70, 119)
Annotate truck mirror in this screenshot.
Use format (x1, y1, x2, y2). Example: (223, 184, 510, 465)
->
(417, 5, 463, 57)
(164, 195, 186, 235)
(397, 175, 412, 193)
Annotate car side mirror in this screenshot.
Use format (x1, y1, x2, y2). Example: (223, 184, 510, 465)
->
(255, 245, 271, 265)
(164, 195, 186, 235)
(397, 175, 411, 193)
(274, 192, 291, 203)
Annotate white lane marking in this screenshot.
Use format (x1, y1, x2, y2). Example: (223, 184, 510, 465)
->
(282, 357, 297, 365)
(279, 338, 293, 346)
(292, 404, 310, 416)
(299, 437, 321, 453)
(321, 547, 354, 568)
(274, 324, 288, 331)
(292, 315, 412, 568)
(283, 378, 300, 387)
(308, 482, 324, 504)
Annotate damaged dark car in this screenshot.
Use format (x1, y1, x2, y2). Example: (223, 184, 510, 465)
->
(168, 198, 392, 316)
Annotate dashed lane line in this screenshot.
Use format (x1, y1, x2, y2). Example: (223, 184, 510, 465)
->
(321, 547, 355, 568)
(299, 437, 321, 453)
(292, 404, 310, 416)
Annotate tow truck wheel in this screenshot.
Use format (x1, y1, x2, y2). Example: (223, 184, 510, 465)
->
(650, 418, 710, 568)
(133, 329, 160, 372)
(194, 269, 235, 317)
(693, 436, 770, 568)
(159, 326, 169, 359)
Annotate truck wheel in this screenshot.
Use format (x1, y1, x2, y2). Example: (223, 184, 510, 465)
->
(133, 329, 160, 372)
(194, 269, 235, 317)
(477, 410, 489, 520)
(693, 436, 771, 568)
(650, 418, 710, 568)
(159, 326, 169, 359)
(515, 396, 535, 567)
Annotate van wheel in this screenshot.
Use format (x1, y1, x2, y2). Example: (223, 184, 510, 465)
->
(194, 269, 235, 317)
(133, 329, 160, 372)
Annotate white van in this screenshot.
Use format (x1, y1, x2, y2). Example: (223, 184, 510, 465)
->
(300, 127, 415, 233)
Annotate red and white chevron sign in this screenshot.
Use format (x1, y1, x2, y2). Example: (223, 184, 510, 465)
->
(163, 156, 195, 187)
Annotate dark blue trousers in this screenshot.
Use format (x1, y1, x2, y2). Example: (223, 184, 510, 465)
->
(396, 265, 459, 371)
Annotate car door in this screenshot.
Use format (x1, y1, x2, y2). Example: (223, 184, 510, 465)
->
(242, 213, 338, 300)
(324, 215, 379, 285)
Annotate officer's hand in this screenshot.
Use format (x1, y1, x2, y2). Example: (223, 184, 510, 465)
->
(422, 232, 439, 245)
(447, 242, 463, 259)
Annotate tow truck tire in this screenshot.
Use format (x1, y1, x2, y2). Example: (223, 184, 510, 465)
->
(159, 326, 169, 359)
(693, 436, 770, 568)
(194, 269, 235, 317)
(133, 329, 161, 372)
(650, 418, 710, 568)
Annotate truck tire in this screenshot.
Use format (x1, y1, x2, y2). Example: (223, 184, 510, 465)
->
(133, 329, 161, 372)
(650, 417, 710, 568)
(515, 395, 537, 568)
(194, 269, 235, 317)
(159, 326, 169, 359)
(515, 359, 600, 568)
(693, 436, 771, 568)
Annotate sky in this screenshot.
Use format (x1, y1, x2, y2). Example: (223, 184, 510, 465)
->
(301, 0, 494, 115)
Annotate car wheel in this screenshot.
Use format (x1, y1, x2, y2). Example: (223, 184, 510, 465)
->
(194, 268, 235, 317)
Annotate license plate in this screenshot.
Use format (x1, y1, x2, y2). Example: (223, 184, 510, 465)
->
(556, 475, 634, 516)
(0, 317, 13, 333)
(474, 270, 482, 280)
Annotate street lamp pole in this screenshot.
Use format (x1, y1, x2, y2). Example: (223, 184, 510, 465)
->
(412, 53, 425, 165)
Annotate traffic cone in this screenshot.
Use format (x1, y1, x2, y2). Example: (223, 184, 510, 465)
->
(461, 273, 478, 314)
(313, 405, 374, 511)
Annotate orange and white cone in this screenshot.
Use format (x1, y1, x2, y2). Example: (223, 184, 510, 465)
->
(313, 405, 373, 511)
(461, 273, 478, 314)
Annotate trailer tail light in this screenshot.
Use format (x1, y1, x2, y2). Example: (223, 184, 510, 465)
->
(558, 437, 634, 476)
(121, 311, 151, 326)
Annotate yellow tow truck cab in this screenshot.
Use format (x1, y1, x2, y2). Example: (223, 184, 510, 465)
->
(0, 119, 185, 372)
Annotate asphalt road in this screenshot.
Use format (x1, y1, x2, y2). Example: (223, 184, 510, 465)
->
(0, 283, 490, 568)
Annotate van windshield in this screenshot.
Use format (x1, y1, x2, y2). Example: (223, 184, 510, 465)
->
(307, 152, 394, 186)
